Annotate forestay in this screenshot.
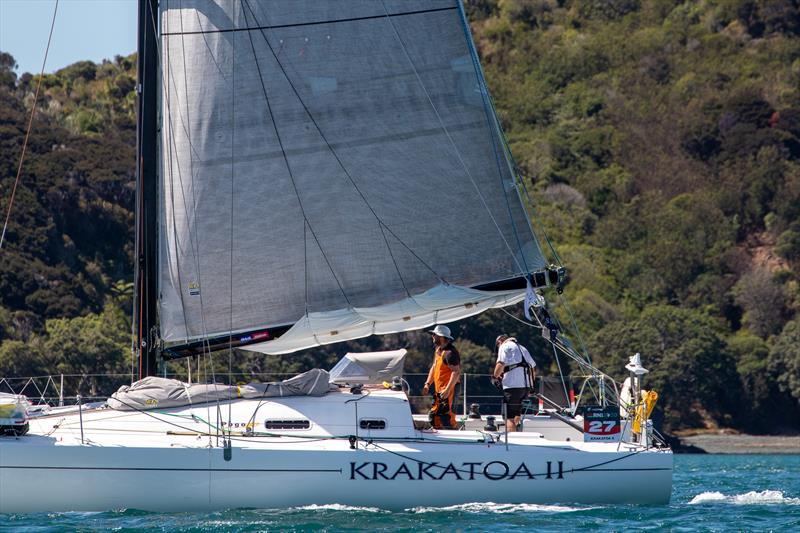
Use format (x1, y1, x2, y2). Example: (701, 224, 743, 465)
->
(157, 0, 545, 352)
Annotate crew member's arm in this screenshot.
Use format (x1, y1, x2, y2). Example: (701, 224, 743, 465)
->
(422, 364, 435, 394)
(493, 362, 504, 379)
(441, 363, 460, 398)
(494, 342, 507, 379)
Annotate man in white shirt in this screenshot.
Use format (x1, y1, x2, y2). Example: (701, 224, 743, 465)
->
(493, 334, 536, 432)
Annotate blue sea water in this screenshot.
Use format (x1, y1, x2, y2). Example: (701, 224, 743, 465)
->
(2, 455, 798, 532)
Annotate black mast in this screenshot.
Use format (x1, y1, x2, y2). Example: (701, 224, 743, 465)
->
(134, 0, 160, 378)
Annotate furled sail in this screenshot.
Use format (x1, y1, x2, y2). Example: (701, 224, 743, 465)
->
(157, 0, 545, 354)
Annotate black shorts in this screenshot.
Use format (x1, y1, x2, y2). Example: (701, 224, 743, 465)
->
(503, 388, 529, 418)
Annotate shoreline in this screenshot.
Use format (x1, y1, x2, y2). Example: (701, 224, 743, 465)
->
(670, 432, 800, 454)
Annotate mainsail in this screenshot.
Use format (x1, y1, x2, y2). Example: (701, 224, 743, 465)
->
(157, 0, 546, 354)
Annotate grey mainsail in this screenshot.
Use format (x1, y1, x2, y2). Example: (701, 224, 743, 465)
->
(157, 0, 545, 353)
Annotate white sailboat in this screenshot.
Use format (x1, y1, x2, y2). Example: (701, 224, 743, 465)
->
(0, 0, 671, 512)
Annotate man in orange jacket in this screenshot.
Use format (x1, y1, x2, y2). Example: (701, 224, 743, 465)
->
(422, 325, 461, 429)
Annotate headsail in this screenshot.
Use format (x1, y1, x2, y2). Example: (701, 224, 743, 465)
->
(157, 0, 546, 354)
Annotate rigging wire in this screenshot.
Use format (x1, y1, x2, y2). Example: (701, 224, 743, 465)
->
(240, 0, 351, 307)
(556, 291, 593, 361)
(242, 0, 445, 285)
(149, 1, 223, 369)
(68, 394, 662, 468)
(452, 2, 532, 276)
(147, 2, 218, 445)
(175, 2, 211, 415)
(0, 0, 59, 251)
(154, 3, 212, 354)
(454, 1, 600, 378)
(227, 0, 238, 440)
(550, 342, 572, 415)
(169, 0, 202, 352)
(476, 82, 562, 269)
(379, 0, 529, 277)
(147, 2, 218, 370)
(499, 306, 618, 405)
(156, 1, 594, 413)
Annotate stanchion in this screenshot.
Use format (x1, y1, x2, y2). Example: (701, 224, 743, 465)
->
(77, 394, 84, 445)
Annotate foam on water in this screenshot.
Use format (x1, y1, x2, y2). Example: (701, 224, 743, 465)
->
(294, 504, 387, 513)
(689, 490, 800, 505)
(410, 502, 597, 514)
(689, 491, 727, 504)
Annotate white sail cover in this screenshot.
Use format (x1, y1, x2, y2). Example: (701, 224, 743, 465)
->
(158, 0, 545, 350)
(329, 349, 407, 385)
(107, 369, 331, 411)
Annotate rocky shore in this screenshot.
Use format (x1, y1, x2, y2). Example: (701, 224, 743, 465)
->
(671, 433, 800, 454)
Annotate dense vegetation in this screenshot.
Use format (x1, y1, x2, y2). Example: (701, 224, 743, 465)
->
(1, 0, 799, 433)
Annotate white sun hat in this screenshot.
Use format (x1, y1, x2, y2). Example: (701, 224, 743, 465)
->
(428, 324, 453, 340)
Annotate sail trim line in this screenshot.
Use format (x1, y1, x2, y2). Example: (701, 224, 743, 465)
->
(160, 6, 458, 36)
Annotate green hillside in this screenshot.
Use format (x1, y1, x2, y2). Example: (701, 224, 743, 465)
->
(1, 0, 799, 432)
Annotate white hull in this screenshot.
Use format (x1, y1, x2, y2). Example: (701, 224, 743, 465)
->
(0, 390, 672, 512)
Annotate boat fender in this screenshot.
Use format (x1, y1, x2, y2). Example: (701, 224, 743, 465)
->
(223, 439, 232, 461)
(633, 390, 658, 433)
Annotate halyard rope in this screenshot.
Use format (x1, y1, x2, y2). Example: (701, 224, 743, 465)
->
(0, 0, 59, 251)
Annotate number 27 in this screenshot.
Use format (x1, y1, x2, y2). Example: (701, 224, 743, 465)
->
(588, 420, 616, 433)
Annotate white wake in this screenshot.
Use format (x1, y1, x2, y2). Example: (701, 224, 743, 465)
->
(689, 490, 800, 505)
(295, 504, 387, 513)
(410, 502, 597, 514)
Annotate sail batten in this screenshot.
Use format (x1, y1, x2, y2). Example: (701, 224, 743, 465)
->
(157, 0, 545, 349)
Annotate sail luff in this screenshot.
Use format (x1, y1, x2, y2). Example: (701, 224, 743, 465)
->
(455, 1, 549, 269)
(376, 1, 529, 277)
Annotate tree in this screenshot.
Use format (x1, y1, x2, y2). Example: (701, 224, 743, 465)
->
(0, 339, 47, 378)
(776, 227, 800, 262)
(769, 318, 800, 405)
(727, 332, 791, 432)
(0, 52, 16, 89)
(589, 306, 742, 430)
(43, 301, 131, 396)
(733, 267, 787, 338)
